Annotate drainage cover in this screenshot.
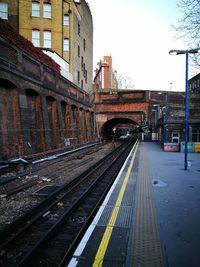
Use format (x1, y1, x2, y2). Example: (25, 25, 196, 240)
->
(152, 179, 168, 187)
(33, 185, 60, 196)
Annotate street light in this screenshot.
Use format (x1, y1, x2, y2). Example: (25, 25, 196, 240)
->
(169, 48, 200, 170)
(152, 104, 160, 140)
(152, 109, 157, 132)
(158, 92, 168, 143)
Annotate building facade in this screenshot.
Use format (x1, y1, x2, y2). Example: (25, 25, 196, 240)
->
(0, 19, 96, 160)
(189, 72, 200, 93)
(149, 90, 200, 145)
(0, 0, 93, 93)
(94, 56, 118, 90)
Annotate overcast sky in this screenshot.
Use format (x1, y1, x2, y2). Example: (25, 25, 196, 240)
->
(87, 0, 199, 91)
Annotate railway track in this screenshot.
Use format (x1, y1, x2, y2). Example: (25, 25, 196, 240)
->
(0, 156, 94, 198)
(0, 139, 136, 267)
(0, 142, 103, 196)
(0, 142, 100, 183)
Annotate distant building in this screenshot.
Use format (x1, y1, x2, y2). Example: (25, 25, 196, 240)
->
(94, 56, 118, 89)
(0, 0, 93, 93)
(189, 73, 200, 93)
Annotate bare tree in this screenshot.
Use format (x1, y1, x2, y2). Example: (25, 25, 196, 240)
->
(117, 72, 135, 89)
(174, 0, 200, 65)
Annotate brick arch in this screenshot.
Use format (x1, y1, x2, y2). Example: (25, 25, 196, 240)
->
(85, 109, 93, 140)
(71, 104, 80, 144)
(0, 79, 22, 160)
(100, 117, 140, 140)
(46, 95, 60, 149)
(25, 89, 45, 154)
(60, 100, 71, 144)
(106, 111, 147, 123)
(60, 100, 68, 131)
(79, 107, 86, 142)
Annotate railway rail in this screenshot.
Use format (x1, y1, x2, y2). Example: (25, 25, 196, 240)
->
(0, 142, 102, 196)
(0, 142, 100, 182)
(0, 138, 136, 267)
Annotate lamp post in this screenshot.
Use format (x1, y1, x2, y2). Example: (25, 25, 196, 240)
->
(158, 92, 168, 143)
(151, 109, 157, 132)
(152, 104, 159, 130)
(169, 48, 200, 170)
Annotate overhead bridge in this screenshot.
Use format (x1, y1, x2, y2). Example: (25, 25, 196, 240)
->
(94, 89, 150, 140)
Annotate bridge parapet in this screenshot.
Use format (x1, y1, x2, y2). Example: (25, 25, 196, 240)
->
(0, 37, 92, 107)
(0, 36, 96, 160)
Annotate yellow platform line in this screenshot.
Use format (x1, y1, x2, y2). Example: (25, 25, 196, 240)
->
(132, 143, 165, 267)
(92, 142, 139, 267)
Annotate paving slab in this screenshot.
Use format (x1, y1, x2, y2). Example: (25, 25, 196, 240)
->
(146, 142, 200, 267)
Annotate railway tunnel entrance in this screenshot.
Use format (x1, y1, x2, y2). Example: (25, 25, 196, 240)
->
(100, 118, 143, 140)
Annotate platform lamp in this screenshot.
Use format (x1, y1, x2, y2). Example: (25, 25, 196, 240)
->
(158, 92, 168, 143)
(169, 48, 200, 170)
(152, 104, 160, 132)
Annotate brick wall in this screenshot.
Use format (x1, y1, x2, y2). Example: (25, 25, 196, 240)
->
(0, 38, 96, 160)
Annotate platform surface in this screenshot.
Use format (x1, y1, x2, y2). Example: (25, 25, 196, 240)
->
(69, 142, 200, 267)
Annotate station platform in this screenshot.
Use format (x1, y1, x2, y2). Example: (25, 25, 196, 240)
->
(68, 141, 200, 267)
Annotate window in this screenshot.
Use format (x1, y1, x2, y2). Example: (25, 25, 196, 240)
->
(81, 56, 83, 70)
(32, 2, 40, 17)
(32, 30, 40, 47)
(171, 132, 180, 143)
(83, 39, 86, 51)
(44, 31, 51, 48)
(81, 80, 83, 89)
(192, 129, 200, 142)
(85, 70, 87, 83)
(78, 23, 80, 35)
(78, 71, 80, 82)
(0, 3, 8, 19)
(63, 14, 69, 26)
(43, 3, 51, 18)
(63, 38, 69, 51)
(192, 82, 195, 89)
(78, 45, 80, 57)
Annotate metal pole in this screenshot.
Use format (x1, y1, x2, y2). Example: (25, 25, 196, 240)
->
(185, 50, 189, 170)
(165, 93, 168, 143)
(154, 110, 156, 131)
(163, 107, 166, 143)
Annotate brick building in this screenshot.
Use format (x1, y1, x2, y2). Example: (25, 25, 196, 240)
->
(189, 72, 200, 93)
(149, 90, 200, 144)
(0, 0, 93, 93)
(0, 19, 96, 160)
(94, 56, 118, 90)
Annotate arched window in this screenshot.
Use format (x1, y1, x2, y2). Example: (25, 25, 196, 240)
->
(32, 29, 40, 47)
(63, 38, 69, 51)
(44, 30, 51, 48)
(0, 3, 8, 19)
(43, 3, 51, 18)
(63, 14, 69, 26)
(32, 2, 40, 17)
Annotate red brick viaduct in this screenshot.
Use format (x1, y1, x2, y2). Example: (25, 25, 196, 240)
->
(0, 34, 151, 160)
(1, 24, 200, 160)
(0, 37, 96, 160)
(95, 90, 149, 138)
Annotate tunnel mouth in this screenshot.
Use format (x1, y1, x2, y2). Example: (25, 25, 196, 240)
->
(100, 118, 142, 140)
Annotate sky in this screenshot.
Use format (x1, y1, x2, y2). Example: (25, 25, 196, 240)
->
(87, 0, 199, 91)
